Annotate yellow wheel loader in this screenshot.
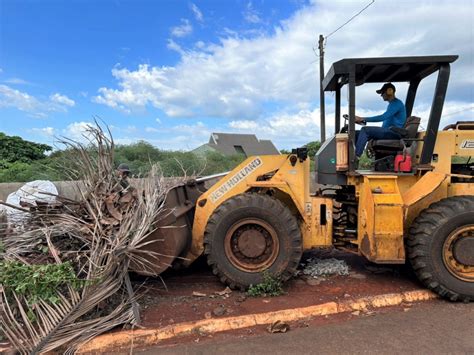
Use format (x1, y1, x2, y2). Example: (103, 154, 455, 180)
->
(133, 56, 474, 302)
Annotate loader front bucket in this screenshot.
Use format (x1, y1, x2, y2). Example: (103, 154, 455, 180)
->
(130, 174, 226, 276)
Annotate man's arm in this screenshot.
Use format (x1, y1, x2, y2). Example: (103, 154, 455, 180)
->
(363, 101, 398, 123)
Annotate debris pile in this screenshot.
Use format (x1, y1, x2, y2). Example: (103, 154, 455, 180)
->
(1, 180, 58, 225)
(299, 257, 350, 278)
(0, 124, 177, 353)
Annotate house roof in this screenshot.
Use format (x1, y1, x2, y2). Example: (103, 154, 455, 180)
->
(200, 132, 279, 156)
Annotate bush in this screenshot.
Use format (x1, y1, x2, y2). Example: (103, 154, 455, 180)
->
(0, 159, 65, 183)
(359, 152, 372, 169)
(113, 143, 245, 177)
(247, 271, 284, 297)
(0, 142, 248, 182)
(0, 261, 86, 305)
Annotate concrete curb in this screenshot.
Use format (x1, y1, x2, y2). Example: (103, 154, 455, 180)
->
(78, 289, 437, 353)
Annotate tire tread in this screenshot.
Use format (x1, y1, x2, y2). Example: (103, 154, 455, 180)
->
(407, 196, 474, 302)
(204, 193, 302, 290)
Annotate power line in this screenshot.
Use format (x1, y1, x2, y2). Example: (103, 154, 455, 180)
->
(315, 0, 375, 142)
(324, 0, 375, 44)
(443, 105, 474, 117)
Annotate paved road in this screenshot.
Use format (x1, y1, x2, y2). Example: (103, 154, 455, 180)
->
(140, 301, 474, 354)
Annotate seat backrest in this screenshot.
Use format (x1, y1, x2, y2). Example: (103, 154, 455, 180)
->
(404, 116, 421, 138)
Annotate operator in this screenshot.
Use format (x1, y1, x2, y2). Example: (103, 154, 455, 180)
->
(354, 83, 406, 158)
(116, 163, 131, 189)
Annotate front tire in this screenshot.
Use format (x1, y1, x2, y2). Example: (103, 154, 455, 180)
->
(204, 193, 302, 290)
(407, 196, 474, 302)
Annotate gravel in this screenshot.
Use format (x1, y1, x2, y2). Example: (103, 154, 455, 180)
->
(299, 257, 350, 278)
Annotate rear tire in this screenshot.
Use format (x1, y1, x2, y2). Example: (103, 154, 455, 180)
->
(204, 193, 302, 290)
(407, 196, 474, 302)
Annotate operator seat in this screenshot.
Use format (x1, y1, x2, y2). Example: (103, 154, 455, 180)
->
(368, 116, 421, 171)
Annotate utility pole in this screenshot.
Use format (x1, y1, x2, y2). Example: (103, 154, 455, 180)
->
(318, 34, 326, 143)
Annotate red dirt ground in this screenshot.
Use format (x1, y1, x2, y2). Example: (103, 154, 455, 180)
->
(133, 249, 423, 329)
(1, 249, 426, 354)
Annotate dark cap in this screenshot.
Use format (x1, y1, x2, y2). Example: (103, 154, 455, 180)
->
(376, 82, 396, 94)
(117, 163, 130, 172)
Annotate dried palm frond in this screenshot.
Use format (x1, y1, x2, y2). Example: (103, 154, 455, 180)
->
(0, 122, 177, 353)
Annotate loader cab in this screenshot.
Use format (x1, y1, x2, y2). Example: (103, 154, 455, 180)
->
(315, 55, 458, 185)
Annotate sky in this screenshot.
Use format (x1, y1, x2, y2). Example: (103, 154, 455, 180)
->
(0, 0, 473, 151)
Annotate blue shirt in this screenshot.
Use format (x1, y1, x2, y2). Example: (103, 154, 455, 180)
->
(365, 98, 406, 128)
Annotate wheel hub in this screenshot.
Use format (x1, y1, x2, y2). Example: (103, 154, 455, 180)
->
(443, 225, 474, 282)
(453, 236, 474, 266)
(237, 230, 267, 258)
(224, 218, 279, 272)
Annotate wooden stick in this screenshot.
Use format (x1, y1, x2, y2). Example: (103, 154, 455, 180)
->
(124, 273, 141, 325)
(0, 201, 30, 212)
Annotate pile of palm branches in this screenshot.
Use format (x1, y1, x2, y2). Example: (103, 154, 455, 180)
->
(0, 124, 176, 353)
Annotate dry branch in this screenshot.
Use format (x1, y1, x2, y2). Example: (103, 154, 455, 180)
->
(0, 122, 179, 353)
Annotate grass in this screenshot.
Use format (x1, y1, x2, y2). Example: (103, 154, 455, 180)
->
(247, 271, 284, 297)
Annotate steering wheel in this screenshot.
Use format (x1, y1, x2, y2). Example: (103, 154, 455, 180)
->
(339, 114, 366, 134)
(342, 114, 367, 126)
(343, 114, 366, 125)
(338, 114, 349, 133)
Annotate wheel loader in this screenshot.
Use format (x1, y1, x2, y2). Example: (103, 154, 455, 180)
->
(133, 55, 474, 302)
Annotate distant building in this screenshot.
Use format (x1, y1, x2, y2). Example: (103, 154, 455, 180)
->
(193, 133, 280, 157)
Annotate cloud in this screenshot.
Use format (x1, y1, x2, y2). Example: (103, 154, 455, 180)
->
(95, 0, 473, 147)
(195, 41, 206, 49)
(63, 121, 95, 142)
(0, 84, 75, 117)
(30, 127, 56, 137)
(111, 125, 137, 134)
(103, 101, 473, 152)
(166, 39, 185, 55)
(190, 3, 203, 22)
(0, 84, 43, 115)
(227, 99, 474, 149)
(413, 101, 474, 131)
(50, 93, 75, 107)
(229, 120, 259, 130)
(113, 121, 211, 150)
(243, 1, 262, 24)
(229, 109, 322, 148)
(145, 127, 160, 133)
(148, 121, 211, 150)
(171, 19, 193, 38)
(4, 78, 32, 85)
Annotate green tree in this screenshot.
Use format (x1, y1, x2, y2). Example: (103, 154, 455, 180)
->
(113, 143, 245, 177)
(304, 141, 322, 158)
(198, 151, 246, 175)
(0, 133, 52, 163)
(0, 135, 248, 182)
(114, 141, 167, 176)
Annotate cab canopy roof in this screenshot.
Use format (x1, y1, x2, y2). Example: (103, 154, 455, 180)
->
(323, 55, 458, 91)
